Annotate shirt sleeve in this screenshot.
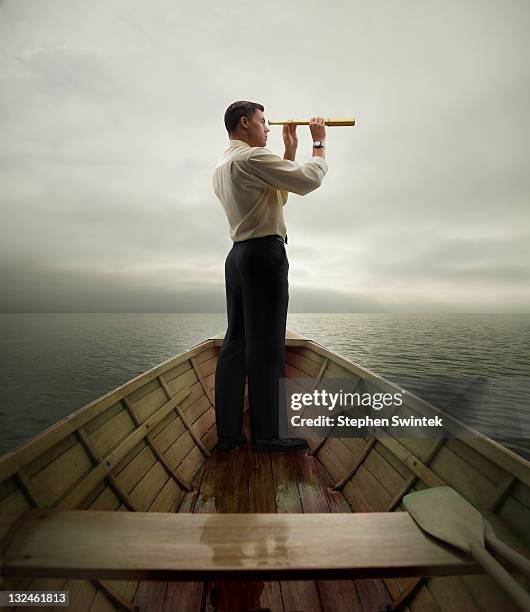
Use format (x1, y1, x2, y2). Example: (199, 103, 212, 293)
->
(245, 147, 328, 196)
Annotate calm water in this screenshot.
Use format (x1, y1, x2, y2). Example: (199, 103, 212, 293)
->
(0, 313, 529, 458)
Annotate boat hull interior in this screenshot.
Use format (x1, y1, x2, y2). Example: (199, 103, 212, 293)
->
(1, 330, 529, 611)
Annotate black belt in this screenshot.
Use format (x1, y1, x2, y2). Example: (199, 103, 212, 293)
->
(233, 233, 288, 246)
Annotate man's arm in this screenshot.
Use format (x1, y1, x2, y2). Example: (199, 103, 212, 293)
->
(245, 148, 328, 197)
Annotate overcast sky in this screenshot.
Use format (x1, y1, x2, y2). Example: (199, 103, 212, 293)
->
(1, 0, 529, 313)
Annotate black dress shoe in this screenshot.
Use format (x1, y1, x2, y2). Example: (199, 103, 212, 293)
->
(216, 434, 247, 451)
(251, 437, 309, 453)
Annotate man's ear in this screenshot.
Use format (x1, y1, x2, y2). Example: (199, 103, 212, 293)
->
(240, 116, 249, 129)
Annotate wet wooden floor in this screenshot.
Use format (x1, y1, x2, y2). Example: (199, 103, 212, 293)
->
(133, 413, 397, 612)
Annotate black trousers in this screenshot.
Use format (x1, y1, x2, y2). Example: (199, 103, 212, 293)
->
(215, 234, 289, 440)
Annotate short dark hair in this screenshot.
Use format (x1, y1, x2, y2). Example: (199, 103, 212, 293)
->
(224, 100, 264, 135)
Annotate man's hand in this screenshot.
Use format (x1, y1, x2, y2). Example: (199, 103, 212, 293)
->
(283, 123, 298, 161)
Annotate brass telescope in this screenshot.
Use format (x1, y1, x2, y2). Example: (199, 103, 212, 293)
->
(268, 117, 355, 126)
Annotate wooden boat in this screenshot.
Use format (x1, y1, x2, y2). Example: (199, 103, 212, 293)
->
(1, 329, 529, 612)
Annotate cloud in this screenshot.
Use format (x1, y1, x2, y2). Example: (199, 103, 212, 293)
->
(1, 0, 529, 312)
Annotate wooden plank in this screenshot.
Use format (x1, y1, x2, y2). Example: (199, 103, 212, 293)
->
(249, 447, 275, 514)
(114, 444, 155, 494)
(512, 480, 530, 509)
(82, 471, 137, 611)
(309, 374, 360, 457)
(429, 445, 496, 510)
(87, 486, 121, 512)
(182, 392, 211, 426)
(488, 474, 515, 511)
(350, 464, 392, 511)
(193, 408, 215, 440)
(10, 450, 133, 612)
(122, 397, 193, 492)
(247, 448, 284, 612)
(314, 460, 351, 513)
(1, 508, 478, 581)
(31, 442, 93, 508)
(164, 432, 195, 470)
(444, 438, 507, 485)
(197, 354, 217, 378)
(342, 479, 374, 513)
(126, 377, 163, 406)
(133, 580, 168, 611)
(77, 428, 139, 512)
(190, 346, 218, 366)
(285, 351, 325, 378)
(128, 462, 170, 512)
(341, 436, 372, 460)
(363, 447, 407, 496)
(148, 476, 185, 513)
(291, 451, 331, 514)
(318, 580, 362, 612)
(0, 340, 215, 483)
(175, 379, 202, 408)
(162, 368, 197, 400)
(24, 434, 79, 479)
(96, 580, 136, 611)
(271, 452, 305, 514)
(355, 578, 392, 612)
(88, 590, 119, 611)
(288, 346, 323, 367)
(465, 438, 530, 490)
(460, 574, 520, 612)
(150, 414, 186, 453)
(162, 581, 204, 612)
(201, 425, 217, 452)
(84, 402, 125, 436)
(279, 580, 322, 612)
(127, 382, 168, 424)
(385, 439, 444, 512)
(284, 452, 338, 612)
(304, 338, 530, 487)
(497, 495, 530, 546)
(376, 441, 415, 480)
(294, 452, 363, 612)
(55, 388, 191, 509)
(395, 436, 438, 462)
(316, 438, 356, 482)
(408, 584, 439, 612)
(177, 446, 205, 484)
(62, 579, 99, 611)
(426, 576, 480, 612)
(160, 461, 206, 612)
(17, 469, 47, 508)
(285, 361, 316, 379)
(158, 374, 210, 457)
(379, 438, 445, 488)
(334, 439, 377, 489)
(0, 476, 19, 505)
(190, 356, 215, 408)
(198, 440, 253, 610)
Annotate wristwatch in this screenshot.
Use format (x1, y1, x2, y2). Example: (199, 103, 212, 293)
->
(313, 141, 326, 149)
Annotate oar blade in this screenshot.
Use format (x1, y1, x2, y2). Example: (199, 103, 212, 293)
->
(404, 486, 485, 554)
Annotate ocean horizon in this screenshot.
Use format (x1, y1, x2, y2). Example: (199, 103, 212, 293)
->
(1, 312, 529, 458)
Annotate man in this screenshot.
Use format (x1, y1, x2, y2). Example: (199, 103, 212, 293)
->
(212, 100, 328, 452)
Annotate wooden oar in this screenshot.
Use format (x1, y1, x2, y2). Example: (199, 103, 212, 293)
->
(484, 520, 530, 578)
(403, 487, 530, 612)
(268, 118, 355, 126)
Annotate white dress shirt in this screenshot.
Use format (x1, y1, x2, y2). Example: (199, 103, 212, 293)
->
(213, 139, 328, 243)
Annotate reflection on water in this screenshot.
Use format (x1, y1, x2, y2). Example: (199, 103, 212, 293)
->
(1, 313, 529, 457)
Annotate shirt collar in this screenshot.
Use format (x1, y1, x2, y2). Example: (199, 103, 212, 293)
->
(228, 139, 251, 148)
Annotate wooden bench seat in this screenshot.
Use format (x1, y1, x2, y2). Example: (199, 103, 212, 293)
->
(2, 509, 482, 581)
